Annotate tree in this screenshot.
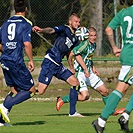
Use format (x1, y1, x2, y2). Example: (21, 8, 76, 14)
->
(79, 0, 103, 55)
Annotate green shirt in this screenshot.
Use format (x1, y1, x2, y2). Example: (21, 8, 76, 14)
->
(108, 5, 133, 66)
(72, 39, 96, 72)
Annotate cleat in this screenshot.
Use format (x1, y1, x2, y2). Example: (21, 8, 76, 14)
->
(0, 114, 12, 126)
(0, 122, 12, 126)
(92, 119, 104, 133)
(56, 96, 64, 111)
(69, 112, 84, 117)
(0, 104, 10, 123)
(118, 116, 129, 132)
(113, 108, 125, 116)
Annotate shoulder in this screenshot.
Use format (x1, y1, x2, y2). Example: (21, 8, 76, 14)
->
(22, 16, 33, 26)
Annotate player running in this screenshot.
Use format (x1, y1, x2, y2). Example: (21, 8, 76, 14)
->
(0, 0, 36, 125)
(32, 13, 90, 117)
(92, 5, 133, 133)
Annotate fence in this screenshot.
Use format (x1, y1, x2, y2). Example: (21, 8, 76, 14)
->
(0, 0, 127, 57)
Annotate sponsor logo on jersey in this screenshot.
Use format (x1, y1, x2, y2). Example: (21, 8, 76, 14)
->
(6, 42, 17, 49)
(65, 37, 73, 48)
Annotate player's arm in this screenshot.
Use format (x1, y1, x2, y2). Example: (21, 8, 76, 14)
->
(0, 43, 2, 51)
(24, 41, 34, 72)
(75, 54, 90, 78)
(32, 26, 55, 34)
(67, 51, 75, 74)
(105, 26, 121, 57)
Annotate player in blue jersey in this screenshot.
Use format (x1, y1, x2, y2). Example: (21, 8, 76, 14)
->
(92, 5, 133, 133)
(33, 13, 90, 117)
(0, 0, 36, 126)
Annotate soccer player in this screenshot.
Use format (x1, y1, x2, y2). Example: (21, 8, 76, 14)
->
(32, 13, 89, 117)
(92, 5, 133, 133)
(0, 0, 36, 126)
(56, 27, 124, 116)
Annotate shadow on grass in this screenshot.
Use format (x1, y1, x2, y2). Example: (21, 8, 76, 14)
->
(44, 112, 101, 116)
(13, 121, 46, 126)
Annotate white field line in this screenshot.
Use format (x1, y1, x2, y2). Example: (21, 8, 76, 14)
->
(0, 96, 129, 102)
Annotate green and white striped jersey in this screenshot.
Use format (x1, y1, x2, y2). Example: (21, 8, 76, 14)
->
(72, 39, 96, 73)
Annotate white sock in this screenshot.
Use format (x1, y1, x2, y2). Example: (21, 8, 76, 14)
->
(98, 117, 106, 127)
(122, 112, 129, 121)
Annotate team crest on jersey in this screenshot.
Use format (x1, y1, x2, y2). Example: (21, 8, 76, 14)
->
(72, 37, 76, 42)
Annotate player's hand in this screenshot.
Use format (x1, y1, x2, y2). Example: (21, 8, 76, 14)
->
(70, 68, 76, 74)
(32, 26, 43, 33)
(112, 46, 121, 57)
(92, 66, 100, 76)
(84, 68, 90, 78)
(28, 61, 34, 72)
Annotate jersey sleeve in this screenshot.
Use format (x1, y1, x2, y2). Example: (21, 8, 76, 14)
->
(108, 9, 124, 29)
(22, 23, 32, 43)
(53, 25, 65, 33)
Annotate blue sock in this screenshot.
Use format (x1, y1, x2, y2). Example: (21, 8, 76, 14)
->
(69, 87, 78, 115)
(4, 91, 33, 109)
(3, 91, 14, 112)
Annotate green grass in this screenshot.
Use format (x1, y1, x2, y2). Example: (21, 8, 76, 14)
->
(0, 101, 133, 133)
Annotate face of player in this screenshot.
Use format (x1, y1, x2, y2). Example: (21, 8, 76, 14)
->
(89, 31, 97, 44)
(69, 16, 80, 31)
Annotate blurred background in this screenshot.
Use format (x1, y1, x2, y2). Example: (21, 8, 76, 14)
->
(0, 0, 133, 100)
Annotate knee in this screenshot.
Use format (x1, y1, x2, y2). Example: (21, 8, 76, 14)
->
(38, 89, 45, 95)
(101, 89, 109, 96)
(72, 80, 80, 86)
(84, 95, 90, 100)
(79, 93, 90, 101)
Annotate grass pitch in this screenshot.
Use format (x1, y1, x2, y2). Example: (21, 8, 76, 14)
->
(0, 101, 133, 133)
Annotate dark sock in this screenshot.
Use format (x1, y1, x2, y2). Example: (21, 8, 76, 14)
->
(4, 91, 34, 109)
(3, 91, 14, 112)
(69, 87, 78, 115)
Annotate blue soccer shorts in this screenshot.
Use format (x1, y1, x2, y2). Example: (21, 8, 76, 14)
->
(1, 60, 34, 91)
(38, 58, 73, 85)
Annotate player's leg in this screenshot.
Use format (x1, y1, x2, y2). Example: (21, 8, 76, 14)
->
(96, 84, 109, 104)
(37, 58, 53, 95)
(56, 90, 89, 111)
(87, 72, 109, 104)
(66, 75, 80, 116)
(0, 88, 17, 126)
(56, 95, 69, 111)
(0, 61, 36, 123)
(92, 65, 133, 133)
(118, 94, 133, 132)
(56, 71, 89, 112)
(56, 64, 79, 115)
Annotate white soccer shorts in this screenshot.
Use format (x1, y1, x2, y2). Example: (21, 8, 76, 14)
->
(77, 71, 104, 92)
(118, 65, 133, 85)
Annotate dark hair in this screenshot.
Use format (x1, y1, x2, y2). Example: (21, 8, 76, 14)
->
(14, 0, 27, 12)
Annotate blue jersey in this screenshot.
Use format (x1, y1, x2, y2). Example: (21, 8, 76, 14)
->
(0, 15, 32, 63)
(46, 25, 79, 64)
